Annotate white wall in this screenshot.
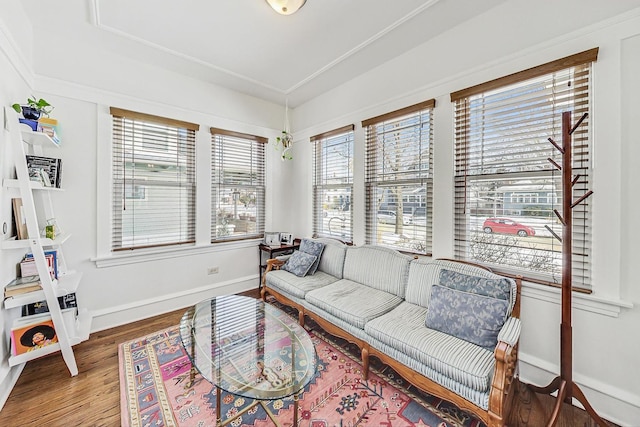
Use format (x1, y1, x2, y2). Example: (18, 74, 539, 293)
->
(289, 3, 640, 425)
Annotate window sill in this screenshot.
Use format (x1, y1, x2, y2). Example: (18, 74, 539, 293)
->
(521, 280, 633, 318)
(92, 238, 262, 268)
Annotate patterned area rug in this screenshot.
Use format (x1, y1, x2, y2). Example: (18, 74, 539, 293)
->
(119, 307, 485, 427)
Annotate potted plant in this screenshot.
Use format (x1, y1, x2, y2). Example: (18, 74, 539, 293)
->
(275, 130, 293, 161)
(12, 97, 53, 120)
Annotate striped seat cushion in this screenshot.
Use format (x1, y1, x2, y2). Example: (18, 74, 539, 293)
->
(266, 270, 339, 299)
(306, 279, 402, 329)
(365, 301, 495, 392)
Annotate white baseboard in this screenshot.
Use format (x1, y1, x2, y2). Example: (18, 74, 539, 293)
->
(89, 275, 259, 333)
(0, 362, 25, 412)
(518, 352, 640, 426)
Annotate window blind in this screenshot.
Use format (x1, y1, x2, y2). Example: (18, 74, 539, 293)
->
(311, 125, 354, 242)
(110, 108, 198, 251)
(451, 48, 598, 290)
(362, 100, 435, 254)
(211, 128, 266, 242)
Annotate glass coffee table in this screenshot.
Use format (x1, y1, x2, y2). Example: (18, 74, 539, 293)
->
(179, 295, 317, 427)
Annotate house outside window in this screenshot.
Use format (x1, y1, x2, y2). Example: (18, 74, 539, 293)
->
(110, 108, 198, 250)
(451, 49, 598, 289)
(362, 100, 435, 255)
(311, 125, 354, 242)
(211, 128, 266, 242)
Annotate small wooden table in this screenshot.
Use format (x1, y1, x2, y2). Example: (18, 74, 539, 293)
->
(258, 240, 300, 287)
(179, 295, 316, 427)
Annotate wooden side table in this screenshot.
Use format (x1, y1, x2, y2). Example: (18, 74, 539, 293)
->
(259, 239, 300, 288)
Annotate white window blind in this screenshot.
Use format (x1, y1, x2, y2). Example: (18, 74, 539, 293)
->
(110, 108, 198, 251)
(211, 128, 266, 242)
(363, 100, 435, 254)
(451, 48, 598, 290)
(311, 125, 354, 242)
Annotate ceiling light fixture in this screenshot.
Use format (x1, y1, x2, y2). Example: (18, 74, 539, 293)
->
(265, 0, 307, 15)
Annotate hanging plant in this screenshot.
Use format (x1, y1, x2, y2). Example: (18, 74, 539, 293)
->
(275, 130, 293, 161)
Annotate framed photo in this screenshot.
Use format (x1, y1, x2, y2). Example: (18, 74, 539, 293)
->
(264, 232, 280, 246)
(280, 233, 293, 245)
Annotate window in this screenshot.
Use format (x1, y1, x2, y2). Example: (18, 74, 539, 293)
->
(110, 108, 198, 250)
(362, 100, 435, 254)
(211, 128, 266, 242)
(451, 48, 598, 289)
(311, 125, 354, 242)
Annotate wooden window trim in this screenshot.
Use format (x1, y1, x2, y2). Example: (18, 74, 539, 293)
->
(210, 127, 268, 144)
(110, 107, 200, 131)
(310, 124, 355, 142)
(450, 47, 599, 101)
(361, 99, 436, 128)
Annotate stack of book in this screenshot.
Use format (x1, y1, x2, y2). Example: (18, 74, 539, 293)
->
(4, 275, 42, 298)
(37, 117, 60, 145)
(20, 250, 57, 279)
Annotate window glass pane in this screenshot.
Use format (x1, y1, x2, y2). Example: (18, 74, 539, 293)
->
(211, 132, 265, 242)
(454, 64, 592, 288)
(365, 104, 434, 254)
(111, 114, 196, 250)
(312, 128, 353, 242)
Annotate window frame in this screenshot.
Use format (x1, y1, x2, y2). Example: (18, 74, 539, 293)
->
(311, 124, 355, 243)
(109, 107, 199, 252)
(210, 127, 266, 243)
(450, 48, 598, 291)
(362, 99, 435, 255)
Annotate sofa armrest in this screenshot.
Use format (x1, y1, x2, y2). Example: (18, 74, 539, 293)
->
(497, 316, 521, 347)
(262, 258, 286, 289)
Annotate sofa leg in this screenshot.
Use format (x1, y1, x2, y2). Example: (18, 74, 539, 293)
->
(361, 345, 370, 380)
(299, 309, 305, 327)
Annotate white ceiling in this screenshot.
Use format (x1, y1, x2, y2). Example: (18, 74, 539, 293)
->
(20, 0, 506, 107)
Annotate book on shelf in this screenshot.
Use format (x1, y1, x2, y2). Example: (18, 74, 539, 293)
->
(25, 155, 62, 188)
(22, 293, 77, 316)
(4, 275, 42, 298)
(24, 250, 58, 278)
(10, 315, 58, 356)
(20, 253, 55, 279)
(12, 198, 28, 239)
(37, 117, 60, 145)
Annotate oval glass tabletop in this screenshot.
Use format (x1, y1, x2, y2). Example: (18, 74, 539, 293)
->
(179, 295, 317, 400)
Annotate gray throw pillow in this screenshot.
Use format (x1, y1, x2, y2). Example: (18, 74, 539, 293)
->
(282, 251, 318, 277)
(439, 269, 511, 301)
(425, 284, 509, 349)
(299, 238, 325, 275)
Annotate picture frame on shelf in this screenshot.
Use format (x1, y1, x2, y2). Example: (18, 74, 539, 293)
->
(280, 232, 293, 245)
(264, 232, 280, 247)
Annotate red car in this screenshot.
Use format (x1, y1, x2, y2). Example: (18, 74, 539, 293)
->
(482, 218, 535, 237)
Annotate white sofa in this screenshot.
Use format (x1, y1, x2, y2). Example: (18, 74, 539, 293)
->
(261, 238, 522, 426)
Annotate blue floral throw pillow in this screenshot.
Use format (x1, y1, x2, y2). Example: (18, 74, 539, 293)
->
(439, 269, 511, 301)
(282, 251, 318, 277)
(425, 284, 509, 349)
(299, 239, 325, 275)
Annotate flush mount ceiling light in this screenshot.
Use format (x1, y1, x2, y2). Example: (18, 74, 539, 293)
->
(265, 0, 307, 15)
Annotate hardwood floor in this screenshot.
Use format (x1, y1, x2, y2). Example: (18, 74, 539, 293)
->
(0, 293, 617, 427)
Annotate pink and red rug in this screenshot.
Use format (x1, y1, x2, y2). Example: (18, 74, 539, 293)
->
(119, 318, 484, 427)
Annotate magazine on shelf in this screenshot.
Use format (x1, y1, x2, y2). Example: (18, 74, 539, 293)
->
(10, 315, 58, 356)
(25, 155, 62, 188)
(22, 293, 77, 316)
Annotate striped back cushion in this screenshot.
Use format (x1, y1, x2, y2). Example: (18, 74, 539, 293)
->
(342, 245, 412, 297)
(406, 258, 517, 316)
(314, 238, 347, 279)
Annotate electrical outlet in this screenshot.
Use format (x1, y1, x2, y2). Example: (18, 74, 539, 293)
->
(207, 267, 219, 275)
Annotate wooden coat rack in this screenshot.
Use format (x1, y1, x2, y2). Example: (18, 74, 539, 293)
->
(528, 111, 606, 426)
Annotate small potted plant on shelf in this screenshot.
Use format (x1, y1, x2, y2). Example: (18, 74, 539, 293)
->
(11, 97, 54, 131)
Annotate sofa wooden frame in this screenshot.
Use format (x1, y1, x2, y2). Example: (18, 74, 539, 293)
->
(261, 258, 522, 427)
